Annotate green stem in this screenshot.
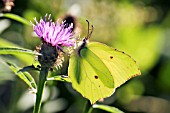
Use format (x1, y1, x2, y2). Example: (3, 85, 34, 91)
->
(33, 67, 49, 113)
(87, 107, 93, 113)
(83, 100, 93, 113)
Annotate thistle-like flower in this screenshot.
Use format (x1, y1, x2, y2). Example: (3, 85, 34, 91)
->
(32, 14, 75, 68)
(32, 14, 75, 48)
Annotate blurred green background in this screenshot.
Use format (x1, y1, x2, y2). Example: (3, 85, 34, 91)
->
(0, 0, 170, 113)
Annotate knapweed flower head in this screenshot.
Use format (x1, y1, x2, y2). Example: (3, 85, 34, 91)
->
(32, 14, 76, 68)
(32, 14, 75, 48)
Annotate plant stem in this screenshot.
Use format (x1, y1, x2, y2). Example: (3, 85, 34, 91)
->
(83, 100, 92, 113)
(33, 67, 49, 113)
(87, 107, 93, 113)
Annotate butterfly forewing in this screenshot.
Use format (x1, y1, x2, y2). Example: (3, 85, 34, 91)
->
(87, 42, 141, 88)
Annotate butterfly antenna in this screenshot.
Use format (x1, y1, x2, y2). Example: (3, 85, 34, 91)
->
(86, 20, 94, 40)
(89, 25, 94, 39)
(86, 20, 90, 40)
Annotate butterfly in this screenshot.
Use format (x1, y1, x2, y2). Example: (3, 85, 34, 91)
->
(68, 20, 141, 104)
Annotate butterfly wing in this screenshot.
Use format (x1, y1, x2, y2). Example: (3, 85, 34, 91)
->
(68, 47, 115, 104)
(86, 42, 141, 88)
(68, 41, 141, 104)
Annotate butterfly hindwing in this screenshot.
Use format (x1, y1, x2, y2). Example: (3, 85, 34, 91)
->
(69, 46, 115, 104)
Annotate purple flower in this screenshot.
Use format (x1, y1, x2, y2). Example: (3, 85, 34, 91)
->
(32, 14, 75, 48)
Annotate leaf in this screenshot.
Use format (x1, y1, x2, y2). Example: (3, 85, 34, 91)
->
(0, 38, 35, 64)
(92, 104, 124, 113)
(0, 13, 31, 26)
(18, 65, 40, 73)
(47, 75, 71, 82)
(68, 41, 141, 104)
(0, 38, 20, 47)
(0, 47, 41, 55)
(6, 61, 37, 90)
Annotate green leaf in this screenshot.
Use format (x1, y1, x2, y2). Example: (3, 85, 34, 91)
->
(47, 75, 71, 82)
(0, 13, 31, 26)
(0, 47, 41, 55)
(18, 65, 40, 73)
(0, 38, 36, 65)
(0, 38, 21, 48)
(6, 61, 37, 90)
(92, 104, 124, 113)
(68, 41, 141, 104)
